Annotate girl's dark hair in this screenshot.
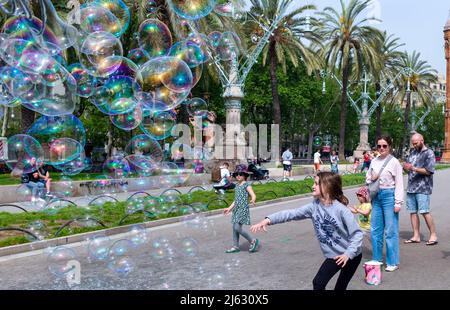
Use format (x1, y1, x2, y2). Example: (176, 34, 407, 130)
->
(376, 135, 393, 147)
(317, 172, 349, 206)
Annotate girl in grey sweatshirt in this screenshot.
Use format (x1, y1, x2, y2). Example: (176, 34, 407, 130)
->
(251, 172, 364, 290)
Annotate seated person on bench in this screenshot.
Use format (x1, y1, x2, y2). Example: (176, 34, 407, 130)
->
(213, 162, 234, 194)
(36, 160, 52, 195)
(25, 169, 45, 201)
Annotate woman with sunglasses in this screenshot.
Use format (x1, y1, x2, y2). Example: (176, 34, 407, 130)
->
(366, 135, 404, 272)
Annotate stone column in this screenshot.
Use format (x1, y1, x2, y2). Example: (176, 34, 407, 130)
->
(442, 14, 450, 162)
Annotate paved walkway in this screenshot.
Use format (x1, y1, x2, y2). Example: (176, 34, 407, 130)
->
(0, 169, 449, 289)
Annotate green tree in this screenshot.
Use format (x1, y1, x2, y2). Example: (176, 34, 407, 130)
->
(249, 0, 321, 149)
(319, 0, 383, 160)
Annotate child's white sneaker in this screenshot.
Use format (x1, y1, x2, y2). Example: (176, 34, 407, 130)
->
(385, 265, 398, 272)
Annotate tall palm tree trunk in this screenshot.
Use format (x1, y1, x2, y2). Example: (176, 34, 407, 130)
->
(375, 83, 382, 141)
(338, 64, 350, 161)
(402, 91, 411, 157)
(268, 41, 282, 156)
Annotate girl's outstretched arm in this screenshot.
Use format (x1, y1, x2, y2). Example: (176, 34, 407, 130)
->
(223, 201, 235, 215)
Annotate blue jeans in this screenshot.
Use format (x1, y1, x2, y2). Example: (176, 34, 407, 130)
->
(26, 181, 44, 198)
(370, 188, 399, 266)
(406, 193, 431, 214)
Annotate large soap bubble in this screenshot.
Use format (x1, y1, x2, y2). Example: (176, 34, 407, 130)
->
(167, 0, 216, 20)
(125, 134, 163, 161)
(137, 19, 172, 58)
(96, 0, 131, 37)
(110, 105, 143, 131)
(80, 31, 123, 78)
(77, 3, 122, 37)
(68, 63, 97, 98)
(48, 138, 84, 165)
(140, 110, 176, 141)
(6, 134, 44, 174)
(169, 40, 206, 68)
(27, 115, 86, 147)
(47, 246, 77, 278)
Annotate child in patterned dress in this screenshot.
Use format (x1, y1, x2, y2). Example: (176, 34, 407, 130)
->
(223, 166, 259, 253)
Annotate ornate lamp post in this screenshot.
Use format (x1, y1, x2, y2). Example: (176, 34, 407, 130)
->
(187, 2, 290, 163)
(442, 11, 450, 163)
(321, 68, 413, 159)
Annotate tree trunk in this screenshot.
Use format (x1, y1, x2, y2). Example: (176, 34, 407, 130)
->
(402, 91, 411, 157)
(106, 123, 114, 157)
(20, 106, 35, 133)
(338, 64, 350, 161)
(375, 83, 382, 141)
(1, 107, 8, 137)
(268, 41, 281, 157)
(307, 130, 316, 161)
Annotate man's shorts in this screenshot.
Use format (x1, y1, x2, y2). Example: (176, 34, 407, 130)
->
(314, 163, 320, 171)
(406, 193, 431, 214)
(283, 164, 292, 172)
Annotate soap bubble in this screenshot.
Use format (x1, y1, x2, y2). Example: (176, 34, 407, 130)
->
(129, 225, 149, 247)
(103, 155, 131, 178)
(80, 31, 123, 78)
(138, 19, 172, 58)
(167, 0, 215, 20)
(77, 3, 122, 37)
(169, 40, 206, 68)
(127, 48, 151, 67)
(96, 0, 131, 36)
(6, 134, 44, 174)
(87, 235, 111, 261)
(110, 105, 143, 131)
(140, 110, 176, 141)
(125, 134, 163, 161)
(48, 138, 84, 165)
(47, 246, 77, 278)
(107, 256, 134, 277)
(68, 63, 97, 98)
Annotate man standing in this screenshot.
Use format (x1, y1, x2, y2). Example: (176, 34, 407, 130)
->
(281, 148, 293, 179)
(313, 149, 323, 173)
(402, 133, 438, 246)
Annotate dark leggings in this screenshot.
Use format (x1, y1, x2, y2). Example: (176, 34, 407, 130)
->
(312, 253, 362, 290)
(232, 223, 253, 248)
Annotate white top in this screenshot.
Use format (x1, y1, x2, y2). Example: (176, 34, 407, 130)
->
(282, 150, 293, 165)
(219, 168, 230, 185)
(314, 152, 321, 164)
(366, 155, 404, 207)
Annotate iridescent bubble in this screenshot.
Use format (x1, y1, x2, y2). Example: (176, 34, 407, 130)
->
(129, 225, 149, 247)
(151, 237, 175, 260)
(26, 220, 49, 241)
(0, 66, 34, 105)
(57, 176, 76, 197)
(94, 75, 140, 115)
(48, 138, 84, 165)
(182, 212, 206, 229)
(126, 155, 158, 177)
(80, 31, 123, 78)
(56, 155, 86, 176)
(127, 48, 151, 67)
(47, 246, 77, 278)
(169, 40, 206, 68)
(138, 19, 173, 58)
(216, 31, 241, 61)
(109, 239, 133, 259)
(27, 115, 86, 147)
(191, 63, 203, 87)
(95, 0, 131, 36)
(107, 256, 134, 277)
(77, 3, 122, 37)
(170, 142, 193, 162)
(125, 134, 163, 160)
(1, 16, 63, 55)
(108, 57, 143, 84)
(208, 31, 222, 48)
(16, 184, 32, 201)
(178, 237, 199, 257)
(110, 105, 143, 131)
(167, 0, 215, 20)
(213, 1, 244, 18)
(87, 235, 111, 261)
(145, 0, 158, 14)
(187, 97, 208, 117)
(6, 134, 44, 174)
(140, 55, 193, 94)
(68, 63, 97, 98)
(103, 155, 131, 178)
(143, 195, 161, 219)
(140, 110, 176, 141)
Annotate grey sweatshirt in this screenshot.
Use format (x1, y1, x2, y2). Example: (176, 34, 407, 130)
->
(267, 200, 363, 259)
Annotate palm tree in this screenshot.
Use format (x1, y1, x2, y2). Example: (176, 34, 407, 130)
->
(369, 31, 404, 139)
(248, 0, 322, 149)
(394, 51, 437, 156)
(319, 0, 383, 160)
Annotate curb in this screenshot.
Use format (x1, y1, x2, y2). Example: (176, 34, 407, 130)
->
(0, 184, 363, 257)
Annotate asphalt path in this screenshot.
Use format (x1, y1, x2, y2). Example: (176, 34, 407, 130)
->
(0, 169, 449, 290)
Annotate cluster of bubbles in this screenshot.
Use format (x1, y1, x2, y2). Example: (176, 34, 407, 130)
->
(2, 0, 245, 185)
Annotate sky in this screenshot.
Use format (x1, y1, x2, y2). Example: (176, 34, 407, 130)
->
(246, 0, 450, 76)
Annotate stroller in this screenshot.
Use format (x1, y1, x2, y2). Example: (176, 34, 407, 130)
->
(248, 163, 269, 180)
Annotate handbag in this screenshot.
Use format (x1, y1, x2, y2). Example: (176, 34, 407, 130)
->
(367, 155, 392, 201)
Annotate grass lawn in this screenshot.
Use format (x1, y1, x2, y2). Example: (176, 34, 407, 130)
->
(0, 173, 367, 248)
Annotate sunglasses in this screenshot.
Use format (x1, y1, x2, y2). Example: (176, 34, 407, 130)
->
(377, 144, 389, 149)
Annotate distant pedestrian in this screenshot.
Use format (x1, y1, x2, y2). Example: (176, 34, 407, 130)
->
(223, 165, 259, 253)
(314, 150, 323, 173)
(352, 158, 360, 174)
(330, 151, 339, 174)
(402, 133, 438, 246)
(360, 151, 371, 173)
(366, 135, 403, 272)
(251, 172, 363, 290)
(282, 148, 293, 179)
